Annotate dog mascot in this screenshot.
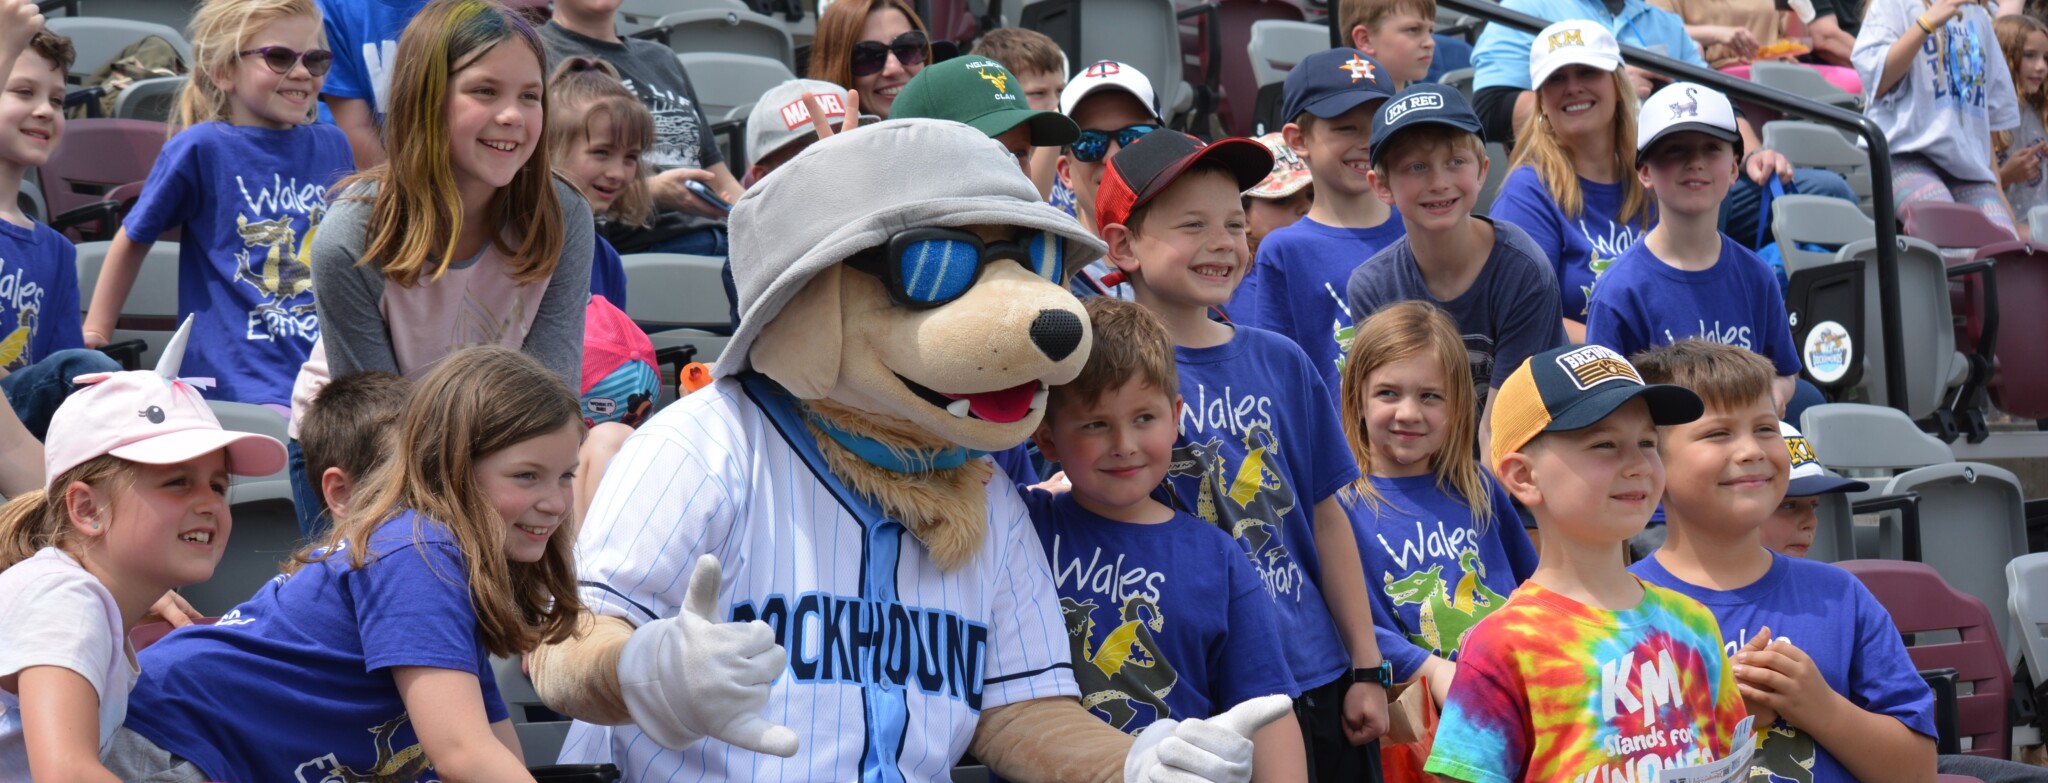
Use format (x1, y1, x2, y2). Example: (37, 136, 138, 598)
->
(530, 120, 1287, 781)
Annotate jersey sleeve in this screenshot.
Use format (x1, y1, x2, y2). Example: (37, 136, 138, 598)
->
(1212, 539, 1301, 709)
(351, 532, 489, 675)
(979, 495, 1081, 710)
(1424, 618, 1529, 783)
(1848, 577, 1939, 739)
(0, 568, 118, 698)
(122, 128, 205, 243)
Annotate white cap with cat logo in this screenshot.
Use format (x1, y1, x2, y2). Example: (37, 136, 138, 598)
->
(1636, 81, 1743, 155)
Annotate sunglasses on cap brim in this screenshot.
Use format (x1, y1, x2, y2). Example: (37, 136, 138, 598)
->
(845, 227, 1068, 309)
(851, 30, 930, 77)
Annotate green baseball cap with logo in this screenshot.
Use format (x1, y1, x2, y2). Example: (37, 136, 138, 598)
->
(890, 57, 1080, 147)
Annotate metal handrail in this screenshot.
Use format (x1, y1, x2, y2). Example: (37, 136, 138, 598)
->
(1356, 0, 1911, 413)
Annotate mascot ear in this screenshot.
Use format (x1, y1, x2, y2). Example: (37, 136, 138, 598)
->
(750, 264, 844, 399)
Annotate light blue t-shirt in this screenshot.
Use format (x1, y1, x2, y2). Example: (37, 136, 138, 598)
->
(1486, 166, 1649, 323)
(1349, 473, 1537, 684)
(1169, 326, 1360, 691)
(316, 0, 428, 121)
(1226, 214, 1407, 399)
(1583, 235, 1802, 377)
(121, 122, 355, 407)
(1471, 0, 1705, 91)
(1632, 552, 1939, 783)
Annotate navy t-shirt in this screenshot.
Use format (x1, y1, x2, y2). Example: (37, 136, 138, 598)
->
(1226, 214, 1407, 400)
(122, 122, 354, 407)
(126, 512, 507, 782)
(1632, 552, 1938, 782)
(1583, 236, 1801, 377)
(591, 234, 627, 309)
(1345, 218, 1568, 411)
(1349, 473, 1537, 683)
(1169, 325, 1359, 691)
(1484, 166, 1649, 323)
(0, 218, 80, 371)
(1024, 490, 1299, 732)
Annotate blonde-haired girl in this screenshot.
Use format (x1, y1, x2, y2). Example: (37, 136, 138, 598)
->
(110, 347, 585, 782)
(82, 0, 352, 410)
(1338, 300, 1536, 708)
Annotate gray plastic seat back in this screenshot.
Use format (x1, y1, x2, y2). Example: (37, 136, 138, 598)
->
(74, 240, 181, 367)
(1474, 142, 1509, 216)
(1771, 194, 1873, 274)
(1440, 67, 1475, 100)
(1806, 491, 1856, 563)
(174, 400, 296, 614)
(112, 75, 185, 122)
(2007, 553, 2048, 688)
(2031, 204, 2048, 243)
(677, 52, 795, 125)
(45, 17, 192, 79)
(1247, 20, 1328, 88)
(1072, 0, 1188, 118)
(492, 654, 574, 766)
(650, 8, 795, 66)
(621, 253, 731, 330)
(1750, 61, 1859, 108)
(1837, 237, 1958, 418)
(1762, 120, 1874, 208)
(1885, 461, 2029, 652)
(1800, 402, 1953, 471)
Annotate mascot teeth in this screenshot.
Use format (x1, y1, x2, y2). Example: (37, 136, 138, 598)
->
(947, 399, 973, 418)
(1030, 389, 1048, 410)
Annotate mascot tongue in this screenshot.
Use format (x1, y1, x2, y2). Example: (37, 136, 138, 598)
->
(942, 381, 1040, 424)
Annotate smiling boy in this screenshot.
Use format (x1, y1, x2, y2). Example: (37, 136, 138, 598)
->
(1345, 83, 1566, 462)
(1100, 128, 1393, 778)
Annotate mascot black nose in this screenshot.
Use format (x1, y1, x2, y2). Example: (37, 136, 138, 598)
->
(1030, 309, 1084, 362)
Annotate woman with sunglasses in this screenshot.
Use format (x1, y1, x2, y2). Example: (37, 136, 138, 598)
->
(806, 0, 932, 119)
(541, 0, 742, 256)
(82, 0, 351, 412)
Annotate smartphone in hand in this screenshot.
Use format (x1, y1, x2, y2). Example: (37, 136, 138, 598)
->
(684, 180, 733, 213)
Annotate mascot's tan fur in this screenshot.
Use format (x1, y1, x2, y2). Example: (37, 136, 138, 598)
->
(531, 121, 1148, 781)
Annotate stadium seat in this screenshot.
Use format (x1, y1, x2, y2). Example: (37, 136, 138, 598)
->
(1246, 19, 1327, 135)
(1840, 559, 2012, 760)
(74, 240, 180, 368)
(39, 118, 166, 241)
(1183, 0, 1304, 137)
(1440, 67, 1475, 101)
(2006, 553, 2048, 695)
(1022, 0, 1198, 128)
(677, 51, 796, 123)
(615, 0, 750, 37)
(1748, 60, 1860, 111)
(492, 655, 624, 780)
(1474, 141, 1509, 216)
(634, 7, 795, 68)
(44, 16, 192, 84)
(1762, 120, 1874, 213)
(620, 253, 731, 404)
(2030, 205, 2048, 242)
(172, 401, 296, 615)
(111, 74, 185, 123)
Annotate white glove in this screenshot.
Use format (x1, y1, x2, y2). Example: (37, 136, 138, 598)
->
(1124, 694, 1293, 783)
(617, 554, 801, 757)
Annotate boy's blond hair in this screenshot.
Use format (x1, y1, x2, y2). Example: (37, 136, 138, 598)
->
(1342, 0, 1438, 44)
(1630, 341, 1775, 413)
(1369, 124, 1487, 181)
(971, 27, 1065, 78)
(1048, 298, 1178, 418)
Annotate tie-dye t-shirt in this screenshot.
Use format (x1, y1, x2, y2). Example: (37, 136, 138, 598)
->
(1425, 579, 1747, 783)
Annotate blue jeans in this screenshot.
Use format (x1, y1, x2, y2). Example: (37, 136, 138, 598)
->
(1722, 167, 1856, 249)
(2, 349, 123, 440)
(287, 438, 327, 540)
(644, 225, 728, 257)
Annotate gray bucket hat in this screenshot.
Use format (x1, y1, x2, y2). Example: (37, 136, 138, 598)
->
(715, 118, 1108, 378)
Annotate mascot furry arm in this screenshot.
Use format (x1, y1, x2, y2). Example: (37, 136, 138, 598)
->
(530, 120, 1287, 782)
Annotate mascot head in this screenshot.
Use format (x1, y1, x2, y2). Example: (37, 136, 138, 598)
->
(717, 119, 1105, 454)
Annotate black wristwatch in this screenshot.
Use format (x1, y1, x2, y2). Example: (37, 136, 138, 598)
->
(1352, 660, 1393, 688)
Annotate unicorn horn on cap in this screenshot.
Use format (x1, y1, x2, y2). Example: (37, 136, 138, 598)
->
(154, 315, 195, 379)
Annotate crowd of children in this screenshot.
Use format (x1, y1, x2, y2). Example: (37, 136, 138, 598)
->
(0, 0, 2041, 778)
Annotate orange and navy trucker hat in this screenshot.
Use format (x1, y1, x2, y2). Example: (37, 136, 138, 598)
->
(1490, 344, 1704, 474)
(1095, 129, 1273, 236)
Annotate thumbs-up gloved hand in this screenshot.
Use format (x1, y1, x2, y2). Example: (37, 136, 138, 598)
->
(1124, 694, 1293, 783)
(617, 554, 801, 757)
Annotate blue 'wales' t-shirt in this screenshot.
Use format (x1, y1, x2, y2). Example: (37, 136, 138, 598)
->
(1169, 325, 1359, 691)
(123, 122, 354, 407)
(1226, 214, 1406, 400)
(125, 512, 507, 782)
(0, 218, 80, 372)
(1024, 490, 1298, 733)
(1484, 166, 1649, 323)
(1349, 473, 1537, 684)
(316, 0, 427, 121)
(1583, 235, 1801, 377)
(1632, 552, 1938, 783)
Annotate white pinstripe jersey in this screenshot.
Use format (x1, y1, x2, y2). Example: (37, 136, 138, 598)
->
(558, 377, 1078, 782)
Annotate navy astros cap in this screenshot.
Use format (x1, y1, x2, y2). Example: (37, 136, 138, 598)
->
(1280, 48, 1396, 125)
(1368, 83, 1484, 167)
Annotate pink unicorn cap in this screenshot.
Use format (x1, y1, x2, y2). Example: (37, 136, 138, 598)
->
(42, 316, 288, 487)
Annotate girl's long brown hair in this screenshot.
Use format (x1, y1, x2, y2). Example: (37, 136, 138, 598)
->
(1338, 301, 1495, 530)
(291, 347, 584, 657)
(334, 0, 564, 289)
(1995, 15, 2048, 156)
(1508, 67, 1651, 231)
(805, 0, 930, 90)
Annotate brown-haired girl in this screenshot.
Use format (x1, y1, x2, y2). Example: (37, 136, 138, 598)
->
(1995, 14, 2048, 219)
(546, 55, 653, 308)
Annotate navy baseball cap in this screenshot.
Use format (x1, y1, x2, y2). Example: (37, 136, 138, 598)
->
(1280, 48, 1396, 125)
(1368, 83, 1484, 167)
